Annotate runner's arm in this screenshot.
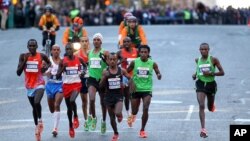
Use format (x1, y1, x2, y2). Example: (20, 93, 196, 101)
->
(126, 61, 134, 73)
(99, 70, 108, 89)
(213, 57, 225, 76)
(192, 58, 198, 80)
(56, 60, 64, 79)
(41, 53, 51, 73)
(122, 68, 131, 80)
(79, 57, 87, 78)
(153, 62, 161, 80)
(16, 53, 27, 76)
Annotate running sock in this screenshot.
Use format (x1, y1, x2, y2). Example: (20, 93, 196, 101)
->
(54, 111, 60, 129)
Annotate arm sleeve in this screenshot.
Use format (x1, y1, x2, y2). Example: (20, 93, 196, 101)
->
(139, 26, 147, 45)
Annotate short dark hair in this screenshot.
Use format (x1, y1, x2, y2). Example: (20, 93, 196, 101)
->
(27, 39, 37, 46)
(200, 43, 209, 47)
(139, 45, 150, 53)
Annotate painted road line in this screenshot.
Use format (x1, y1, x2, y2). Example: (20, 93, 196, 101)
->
(0, 100, 17, 105)
(151, 100, 182, 104)
(234, 119, 250, 122)
(0, 124, 32, 130)
(0, 87, 11, 90)
(185, 105, 194, 121)
(240, 98, 246, 104)
(153, 89, 194, 95)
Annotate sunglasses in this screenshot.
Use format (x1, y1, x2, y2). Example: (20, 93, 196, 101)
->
(66, 48, 72, 50)
(28, 45, 36, 47)
(52, 49, 60, 51)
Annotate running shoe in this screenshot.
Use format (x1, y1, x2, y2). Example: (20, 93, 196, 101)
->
(139, 130, 147, 138)
(117, 115, 123, 123)
(131, 115, 136, 122)
(127, 115, 133, 127)
(38, 120, 43, 133)
(127, 115, 135, 127)
(200, 128, 208, 138)
(52, 128, 58, 137)
(90, 117, 97, 131)
(69, 128, 75, 138)
(35, 126, 41, 141)
(73, 116, 79, 129)
(101, 120, 106, 134)
(87, 115, 92, 127)
(111, 134, 119, 141)
(84, 121, 89, 131)
(210, 104, 216, 112)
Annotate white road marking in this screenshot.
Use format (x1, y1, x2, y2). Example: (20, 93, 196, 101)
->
(0, 100, 17, 105)
(185, 105, 194, 121)
(16, 87, 25, 90)
(240, 79, 245, 86)
(151, 100, 182, 104)
(240, 98, 246, 104)
(234, 119, 250, 122)
(0, 87, 11, 90)
(153, 89, 194, 95)
(0, 124, 32, 130)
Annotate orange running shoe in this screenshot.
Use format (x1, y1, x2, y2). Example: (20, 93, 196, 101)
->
(35, 126, 41, 141)
(209, 104, 216, 112)
(139, 130, 147, 138)
(38, 120, 43, 133)
(200, 128, 208, 138)
(69, 128, 75, 138)
(73, 116, 79, 129)
(111, 134, 119, 141)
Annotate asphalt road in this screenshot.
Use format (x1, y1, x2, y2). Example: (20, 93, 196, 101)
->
(0, 25, 250, 141)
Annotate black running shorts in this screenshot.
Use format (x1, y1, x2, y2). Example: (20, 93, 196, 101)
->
(196, 79, 217, 95)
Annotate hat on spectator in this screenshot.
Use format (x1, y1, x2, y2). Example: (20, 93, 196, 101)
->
(73, 17, 84, 25)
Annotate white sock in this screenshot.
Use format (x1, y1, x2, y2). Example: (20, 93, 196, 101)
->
(126, 111, 129, 117)
(54, 111, 60, 129)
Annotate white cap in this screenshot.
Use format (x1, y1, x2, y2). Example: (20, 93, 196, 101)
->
(93, 33, 103, 42)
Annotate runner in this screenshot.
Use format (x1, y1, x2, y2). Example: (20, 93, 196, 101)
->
(87, 33, 109, 134)
(16, 39, 51, 141)
(192, 43, 225, 138)
(127, 45, 162, 138)
(56, 43, 87, 138)
(100, 52, 131, 141)
(117, 37, 137, 122)
(74, 36, 91, 131)
(44, 44, 64, 137)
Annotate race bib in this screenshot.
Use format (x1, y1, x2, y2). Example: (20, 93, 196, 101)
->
(26, 61, 38, 72)
(90, 58, 101, 68)
(199, 64, 211, 75)
(108, 78, 121, 89)
(137, 67, 149, 78)
(65, 67, 78, 75)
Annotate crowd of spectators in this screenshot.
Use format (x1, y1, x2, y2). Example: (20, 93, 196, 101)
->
(1, 0, 250, 30)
